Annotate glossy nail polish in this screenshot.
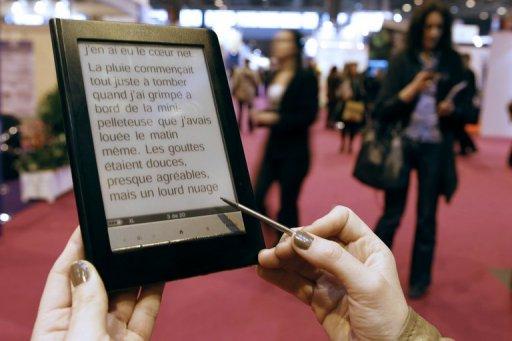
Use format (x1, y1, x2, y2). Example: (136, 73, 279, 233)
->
(70, 260, 89, 287)
(293, 231, 313, 250)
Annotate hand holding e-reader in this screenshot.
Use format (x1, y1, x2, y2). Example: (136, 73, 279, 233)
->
(50, 19, 263, 290)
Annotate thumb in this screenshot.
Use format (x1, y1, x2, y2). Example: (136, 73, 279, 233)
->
(291, 231, 377, 293)
(66, 260, 108, 340)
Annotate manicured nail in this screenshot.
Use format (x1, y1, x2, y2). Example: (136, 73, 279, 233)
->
(70, 260, 89, 287)
(293, 231, 313, 250)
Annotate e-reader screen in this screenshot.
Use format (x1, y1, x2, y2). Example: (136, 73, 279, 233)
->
(77, 41, 244, 252)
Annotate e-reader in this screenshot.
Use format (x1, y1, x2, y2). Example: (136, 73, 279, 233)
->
(49, 19, 264, 291)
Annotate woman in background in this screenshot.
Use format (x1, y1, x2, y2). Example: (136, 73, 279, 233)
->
(508, 101, 512, 167)
(231, 59, 260, 133)
(252, 29, 318, 232)
(325, 66, 340, 129)
(373, 1, 471, 298)
(338, 62, 366, 153)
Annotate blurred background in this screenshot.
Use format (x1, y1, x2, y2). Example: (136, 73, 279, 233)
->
(0, 1, 511, 340)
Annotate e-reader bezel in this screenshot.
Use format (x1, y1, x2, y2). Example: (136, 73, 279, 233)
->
(50, 19, 264, 291)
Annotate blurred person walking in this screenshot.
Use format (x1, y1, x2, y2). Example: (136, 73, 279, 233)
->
(338, 62, 366, 153)
(455, 53, 478, 156)
(252, 29, 318, 234)
(231, 59, 260, 133)
(372, 1, 472, 298)
(508, 101, 512, 168)
(326, 66, 341, 129)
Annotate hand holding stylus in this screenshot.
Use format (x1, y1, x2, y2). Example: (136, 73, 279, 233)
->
(257, 206, 410, 340)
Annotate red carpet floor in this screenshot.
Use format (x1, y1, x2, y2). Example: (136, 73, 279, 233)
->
(1, 118, 511, 340)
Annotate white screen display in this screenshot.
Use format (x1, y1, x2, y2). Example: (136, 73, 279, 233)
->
(78, 41, 244, 251)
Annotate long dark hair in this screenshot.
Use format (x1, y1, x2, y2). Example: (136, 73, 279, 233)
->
(283, 29, 304, 70)
(406, 1, 454, 56)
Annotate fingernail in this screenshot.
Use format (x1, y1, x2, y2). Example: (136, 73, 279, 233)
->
(70, 260, 89, 287)
(293, 231, 313, 250)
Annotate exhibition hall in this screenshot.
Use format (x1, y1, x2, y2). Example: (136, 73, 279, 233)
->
(1, 0, 511, 340)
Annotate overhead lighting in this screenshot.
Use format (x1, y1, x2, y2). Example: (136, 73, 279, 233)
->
(304, 38, 318, 57)
(0, 213, 11, 223)
(203, 10, 319, 30)
(351, 11, 386, 32)
(10, 1, 24, 16)
(414, 0, 423, 5)
(8, 0, 45, 26)
(402, 4, 412, 13)
(179, 9, 203, 27)
(465, 0, 476, 9)
(55, 0, 71, 18)
(472, 35, 483, 48)
(393, 13, 403, 23)
(337, 12, 349, 25)
(450, 6, 459, 14)
(497, 7, 507, 16)
(34, 0, 49, 16)
(145, 9, 168, 23)
(302, 11, 320, 30)
(479, 12, 489, 20)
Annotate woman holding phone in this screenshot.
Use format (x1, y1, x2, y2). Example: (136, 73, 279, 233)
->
(372, 1, 472, 298)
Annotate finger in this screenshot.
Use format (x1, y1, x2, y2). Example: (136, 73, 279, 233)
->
(275, 240, 323, 281)
(127, 283, 164, 340)
(304, 206, 374, 245)
(37, 227, 84, 315)
(108, 288, 139, 324)
(259, 243, 322, 282)
(67, 260, 108, 340)
(292, 234, 377, 293)
(257, 266, 313, 304)
(258, 248, 282, 269)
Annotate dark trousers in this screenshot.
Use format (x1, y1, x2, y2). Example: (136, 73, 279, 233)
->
(237, 100, 253, 132)
(254, 152, 309, 227)
(375, 140, 442, 287)
(340, 122, 359, 152)
(508, 144, 512, 168)
(455, 123, 476, 154)
(326, 100, 338, 127)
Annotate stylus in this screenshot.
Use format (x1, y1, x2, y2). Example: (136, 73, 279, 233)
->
(220, 197, 293, 236)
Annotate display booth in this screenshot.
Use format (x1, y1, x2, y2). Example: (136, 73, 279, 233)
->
(480, 32, 512, 138)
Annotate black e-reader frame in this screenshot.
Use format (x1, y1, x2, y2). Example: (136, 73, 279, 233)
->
(50, 19, 264, 291)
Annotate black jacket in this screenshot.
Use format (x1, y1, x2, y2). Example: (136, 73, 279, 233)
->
(266, 69, 319, 158)
(373, 49, 472, 201)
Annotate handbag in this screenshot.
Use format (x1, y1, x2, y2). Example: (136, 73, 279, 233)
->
(353, 121, 408, 190)
(342, 100, 365, 123)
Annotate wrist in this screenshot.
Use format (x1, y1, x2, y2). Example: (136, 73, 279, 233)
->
(398, 307, 442, 341)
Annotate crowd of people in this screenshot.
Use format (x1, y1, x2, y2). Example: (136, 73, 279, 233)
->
(245, 1, 481, 301)
(28, 1, 510, 340)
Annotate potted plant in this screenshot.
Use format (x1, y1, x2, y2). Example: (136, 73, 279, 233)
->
(17, 88, 72, 203)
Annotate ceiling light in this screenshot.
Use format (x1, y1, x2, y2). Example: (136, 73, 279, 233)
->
(0, 213, 12, 223)
(402, 4, 412, 13)
(465, 0, 476, 9)
(497, 7, 507, 16)
(472, 35, 483, 48)
(414, 0, 423, 5)
(34, 0, 49, 15)
(393, 13, 403, 23)
(479, 12, 489, 20)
